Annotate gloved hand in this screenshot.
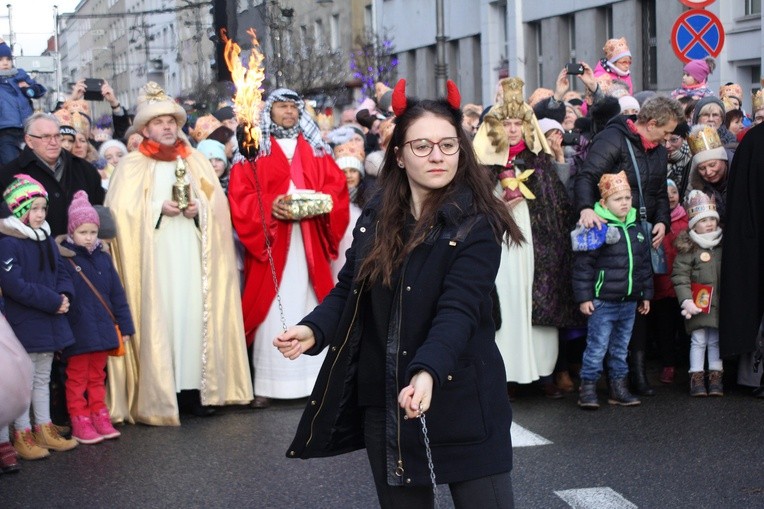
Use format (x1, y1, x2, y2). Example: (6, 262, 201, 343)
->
(680, 299, 702, 319)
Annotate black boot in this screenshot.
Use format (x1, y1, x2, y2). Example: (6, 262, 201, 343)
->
(608, 377, 641, 406)
(629, 350, 655, 396)
(577, 380, 600, 410)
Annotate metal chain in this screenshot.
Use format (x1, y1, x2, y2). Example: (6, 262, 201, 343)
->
(251, 160, 288, 332)
(419, 413, 440, 508)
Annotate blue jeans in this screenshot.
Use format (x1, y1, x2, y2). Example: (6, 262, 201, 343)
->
(580, 299, 637, 381)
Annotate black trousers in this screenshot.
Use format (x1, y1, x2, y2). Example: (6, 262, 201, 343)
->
(363, 407, 514, 509)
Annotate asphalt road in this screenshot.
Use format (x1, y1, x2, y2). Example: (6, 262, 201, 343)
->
(2, 369, 762, 508)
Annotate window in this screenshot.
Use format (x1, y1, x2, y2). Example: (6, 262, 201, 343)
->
(364, 5, 373, 32)
(746, 0, 761, 15)
(534, 22, 543, 88)
(330, 14, 339, 50)
(642, 0, 658, 89)
(314, 19, 324, 45)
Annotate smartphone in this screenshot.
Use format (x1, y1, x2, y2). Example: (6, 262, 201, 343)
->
(83, 78, 104, 101)
(565, 63, 584, 75)
(562, 131, 581, 146)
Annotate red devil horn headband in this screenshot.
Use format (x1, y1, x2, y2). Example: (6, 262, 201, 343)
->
(390, 78, 462, 117)
(392, 79, 408, 117)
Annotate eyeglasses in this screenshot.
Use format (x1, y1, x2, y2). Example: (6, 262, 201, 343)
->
(402, 137, 460, 157)
(663, 136, 682, 145)
(27, 133, 63, 144)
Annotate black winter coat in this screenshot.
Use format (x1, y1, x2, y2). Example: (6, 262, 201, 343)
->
(0, 147, 105, 236)
(572, 204, 654, 303)
(287, 189, 513, 486)
(60, 241, 135, 358)
(574, 116, 670, 230)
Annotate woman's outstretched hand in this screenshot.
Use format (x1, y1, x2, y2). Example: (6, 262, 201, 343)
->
(274, 325, 316, 360)
(398, 370, 434, 420)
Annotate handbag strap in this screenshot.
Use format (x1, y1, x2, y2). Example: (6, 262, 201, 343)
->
(625, 139, 648, 223)
(68, 258, 116, 324)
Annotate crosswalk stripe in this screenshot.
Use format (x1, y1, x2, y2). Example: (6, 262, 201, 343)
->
(510, 422, 552, 447)
(554, 487, 638, 509)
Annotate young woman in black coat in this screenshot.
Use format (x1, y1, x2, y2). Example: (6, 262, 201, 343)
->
(274, 80, 522, 508)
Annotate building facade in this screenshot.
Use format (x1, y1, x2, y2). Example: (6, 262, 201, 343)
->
(377, 0, 764, 111)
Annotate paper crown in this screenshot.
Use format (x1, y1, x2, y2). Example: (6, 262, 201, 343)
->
(603, 37, 631, 62)
(719, 83, 743, 100)
(598, 170, 631, 200)
(685, 190, 719, 229)
(753, 79, 764, 112)
(190, 114, 222, 143)
(688, 125, 722, 156)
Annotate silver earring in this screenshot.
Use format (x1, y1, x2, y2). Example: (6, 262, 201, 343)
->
(398, 162, 404, 168)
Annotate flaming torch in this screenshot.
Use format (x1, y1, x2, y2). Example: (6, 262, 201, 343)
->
(223, 28, 266, 157)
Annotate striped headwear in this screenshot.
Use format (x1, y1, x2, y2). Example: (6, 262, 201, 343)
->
(3, 174, 48, 220)
(258, 88, 331, 158)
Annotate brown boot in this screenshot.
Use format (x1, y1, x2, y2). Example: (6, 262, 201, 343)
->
(707, 370, 724, 396)
(689, 371, 707, 397)
(555, 371, 575, 393)
(34, 423, 78, 452)
(11, 429, 50, 460)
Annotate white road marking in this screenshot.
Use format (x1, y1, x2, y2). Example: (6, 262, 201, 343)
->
(555, 487, 638, 509)
(510, 422, 552, 447)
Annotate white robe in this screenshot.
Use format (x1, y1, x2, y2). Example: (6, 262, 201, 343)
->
(494, 199, 558, 383)
(152, 160, 204, 391)
(252, 139, 326, 398)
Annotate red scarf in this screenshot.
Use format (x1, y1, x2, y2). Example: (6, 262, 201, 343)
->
(506, 140, 527, 166)
(138, 138, 191, 161)
(626, 119, 658, 151)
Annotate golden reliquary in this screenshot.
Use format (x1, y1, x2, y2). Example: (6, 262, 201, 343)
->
(172, 156, 191, 210)
(281, 190, 333, 220)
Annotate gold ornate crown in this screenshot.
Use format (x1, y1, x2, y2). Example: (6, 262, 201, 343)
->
(604, 37, 630, 61)
(685, 189, 717, 219)
(598, 170, 631, 200)
(138, 82, 173, 105)
(753, 78, 764, 112)
(719, 83, 743, 100)
(688, 125, 722, 155)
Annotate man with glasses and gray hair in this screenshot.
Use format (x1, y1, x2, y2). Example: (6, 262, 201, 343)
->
(0, 112, 104, 236)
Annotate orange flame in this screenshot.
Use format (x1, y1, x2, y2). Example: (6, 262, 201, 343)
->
(223, 28, 266, 154)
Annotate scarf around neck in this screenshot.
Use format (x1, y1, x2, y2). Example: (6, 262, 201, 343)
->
(626, 119, 659, 151)
(3, 216, 55, 271)
(258, 88, 331, 158)
(507, 140, 527, 165)
(689, 228, 722, 249)
(138, 138, 191, 162)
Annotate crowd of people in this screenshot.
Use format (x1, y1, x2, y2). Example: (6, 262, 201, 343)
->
(0, 32, 762, 509)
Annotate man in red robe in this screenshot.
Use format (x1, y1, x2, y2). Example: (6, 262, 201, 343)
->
(228, 88, 349, 408)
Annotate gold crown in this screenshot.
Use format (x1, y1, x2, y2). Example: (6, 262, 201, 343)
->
(685, 189, 717, 219)
(604, 37, 630, 61)
(719, 83, 742, 100)
(138, 81, 173, 105)
(688, 125, 722, 155)
(598, 170, 631, 200)
(753, 78, 764, 112)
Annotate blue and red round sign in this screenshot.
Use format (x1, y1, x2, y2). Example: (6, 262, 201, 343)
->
(671, 9, 725, 63)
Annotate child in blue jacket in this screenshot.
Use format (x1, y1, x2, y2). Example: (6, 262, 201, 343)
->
(61, 191, 134, 444)
(0, 38, 47, 164)
(0, 174, 77, 467)
(572, 171, 653, 410)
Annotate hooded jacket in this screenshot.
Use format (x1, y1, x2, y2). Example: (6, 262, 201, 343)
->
(0, 68, 46, 130)
(672, 230, 721, 333)
(574, 115, 670, 230)
(286, 188, 513, 486)
(572, 202, 654, 303)
(59, 240, 135, 358)
(0, 222, 75, 353)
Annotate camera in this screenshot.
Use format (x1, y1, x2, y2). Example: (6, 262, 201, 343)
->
(562, 131, 581, 146)
(83, 78, 104, 101)
(565, 63, 584, 75)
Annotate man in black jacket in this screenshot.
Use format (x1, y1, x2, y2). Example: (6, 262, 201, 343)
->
(575, 95, 684, 248)
(0, 112, 104, 236)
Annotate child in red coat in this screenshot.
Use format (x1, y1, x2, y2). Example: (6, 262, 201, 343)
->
(648, 179, 689, 384)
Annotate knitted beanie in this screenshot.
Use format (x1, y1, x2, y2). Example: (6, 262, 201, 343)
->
(684, 59, 712, 84)
(98, 139, 128, 159)
(0, 42, 11, 59)
(67, 190, 100, 235)
(197, 139, 228, 163)
(3, 174, 47, 220)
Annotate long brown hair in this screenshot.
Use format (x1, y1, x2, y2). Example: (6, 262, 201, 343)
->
(356, 98, 523, 287)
